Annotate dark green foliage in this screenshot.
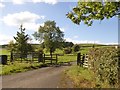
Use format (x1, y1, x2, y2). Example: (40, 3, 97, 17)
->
(33, 20, 64, 55)
(62, 41, 74, 48)
(88, 47, 118, 88)
(73, 44, 80, 52)
(64, 47, 72, 54)
(14, 25, 33, 58)
(67, 2, 120, 26)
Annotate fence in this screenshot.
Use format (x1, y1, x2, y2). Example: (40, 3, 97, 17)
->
(9, 52, 58, 64)
(77, 53, 89, 68)
(43, 54, 58, 64)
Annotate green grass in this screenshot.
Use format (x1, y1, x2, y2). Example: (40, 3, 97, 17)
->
(65, 66, 96, 88)
(0, 49, 10, 55)
(0, 62, 48, 75)
(58, 54, 76, 63)
(80, 47, 91, 54)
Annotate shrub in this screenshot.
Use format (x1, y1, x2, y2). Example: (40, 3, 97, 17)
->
(88, 47, 118, 88)
(64, 47, 72, 54)
(72, 44, 80, 52)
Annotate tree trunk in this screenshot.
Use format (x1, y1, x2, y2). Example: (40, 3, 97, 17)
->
(10, 51, 13, 62)
(50, 49, 52, 58)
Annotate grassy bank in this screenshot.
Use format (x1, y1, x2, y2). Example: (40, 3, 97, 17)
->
(0, 62, 48, 75)
(64, 66, 96, 88)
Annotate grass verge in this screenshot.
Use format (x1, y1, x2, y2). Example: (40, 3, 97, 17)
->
(0, 62, 48, 75)
(64, 66, 96, 88)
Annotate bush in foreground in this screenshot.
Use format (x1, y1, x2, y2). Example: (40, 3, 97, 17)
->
(88, 47, 118, 88)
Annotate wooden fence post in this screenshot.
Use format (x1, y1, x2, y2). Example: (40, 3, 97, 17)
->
(50, 54, 52, 64)
(56, 54, 58, 64)
(43, 54, 45, 63)
(77, 53, 81, 65)
(10, 51, 13, 63)
(38, 52, 43, 63)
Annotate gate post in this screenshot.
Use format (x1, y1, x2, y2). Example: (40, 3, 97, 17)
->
(10, 51, 13, 63)
(43, 54, 45, 63)
(81, 54, 85, 67)
(77, 53, 81, 65)
(0, 55, 7, 65)
(38, 52, 43, 63)
(56, 54, 58, 64)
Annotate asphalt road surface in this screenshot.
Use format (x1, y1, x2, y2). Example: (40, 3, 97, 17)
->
(1, 63, 75, 88)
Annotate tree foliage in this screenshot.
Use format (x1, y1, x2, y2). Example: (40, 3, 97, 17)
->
(33, 20, 64, 55)
(7, 40, 16, 52)
(73, 44, 80, 52)
(14, 25, 32, 57)
(67, 1, 120, 26)
(62, 41, 74, 48)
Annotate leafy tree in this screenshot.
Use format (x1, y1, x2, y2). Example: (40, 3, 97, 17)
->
(14, 25, 32, 58)
(67, 1, 120, 26)
(7, 40, 16, 62)
(7, 40, 16, 52)
(73, 44, 80, 52)
(33, 20, 64, 55)
(62, 41, 74, 48)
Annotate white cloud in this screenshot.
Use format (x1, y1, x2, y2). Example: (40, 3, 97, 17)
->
(65, 38, 99, 44)
(12, 0, 25, 4)
(0, 2, 5, 8)
(2, 0, 58, 5)
(28, 35, 40, 44)
(2, 11, 45, 31)
(73, 35, 79, 39)
(65, 38, 118, 45)
(60, 28, 65, 32)
(32, 0, 58, 5)
(99, 42, 118, 45)
(0, 33, 13, 45)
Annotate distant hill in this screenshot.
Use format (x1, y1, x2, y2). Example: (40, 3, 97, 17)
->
(0, 43, 118, 49)
(79, 43, 108, 47)
(0, 44, 40, 49)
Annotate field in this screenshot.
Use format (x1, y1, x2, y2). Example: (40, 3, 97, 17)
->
(0, 44, 116, 76)
(0, 48, 10, 55)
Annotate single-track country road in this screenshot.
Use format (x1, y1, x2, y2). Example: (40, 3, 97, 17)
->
(1, 62, 75, 88)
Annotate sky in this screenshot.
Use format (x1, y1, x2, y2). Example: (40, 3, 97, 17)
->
(0, 0, 119, 45)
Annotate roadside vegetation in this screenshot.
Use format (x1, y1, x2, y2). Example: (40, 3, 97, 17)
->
(63, 47, 119, 88)
(64, 66, 95, 88)
(0, 62, 47, 75)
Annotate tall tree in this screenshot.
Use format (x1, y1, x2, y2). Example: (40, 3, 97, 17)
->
(66, 1, 120, 26)
(7, 40, 16, 52)
(14, 25, 32, 59)
(33, 20, 64, 55)
(7, 40, 16, 62)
